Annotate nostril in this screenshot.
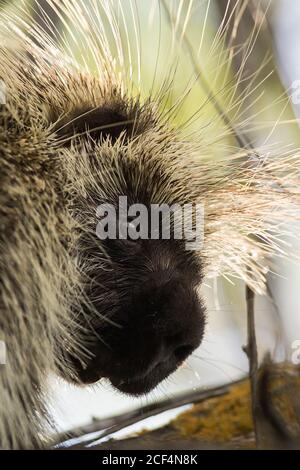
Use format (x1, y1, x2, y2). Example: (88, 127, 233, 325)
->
(174, 344, 194, 363)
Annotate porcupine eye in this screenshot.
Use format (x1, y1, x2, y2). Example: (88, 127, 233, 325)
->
(54, 106, 135, 146)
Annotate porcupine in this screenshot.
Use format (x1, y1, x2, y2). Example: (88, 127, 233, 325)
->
(0, 0, 300, 449)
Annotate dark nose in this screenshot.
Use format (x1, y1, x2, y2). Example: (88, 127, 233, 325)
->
(139, 279, 205, 374)
(105, 279, 205, 395)
(69, 270, 205, 394)
(166, 336, 197, 364)
(149, 331, 200, 372)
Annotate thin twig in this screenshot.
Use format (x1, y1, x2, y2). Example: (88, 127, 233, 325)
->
(244, 284, 259, 445)
(54, 378, 246, 448)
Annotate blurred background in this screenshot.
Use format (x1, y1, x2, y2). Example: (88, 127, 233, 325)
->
(2, 0, 300, 436)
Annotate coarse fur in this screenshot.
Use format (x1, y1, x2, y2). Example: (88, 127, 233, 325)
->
(0, 0, 300, 449)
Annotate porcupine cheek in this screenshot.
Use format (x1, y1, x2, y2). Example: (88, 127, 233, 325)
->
(73, 274, 206, 396)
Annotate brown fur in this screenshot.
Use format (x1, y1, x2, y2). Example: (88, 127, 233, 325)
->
(1, 0, 300, 449)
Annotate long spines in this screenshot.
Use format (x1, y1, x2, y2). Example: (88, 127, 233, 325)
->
(0, 51, 86, 448)
(1, 0, 300, 293)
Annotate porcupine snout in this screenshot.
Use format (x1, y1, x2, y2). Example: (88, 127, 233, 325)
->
(105, 273, 205, 396)
(71, 242, 206, 396)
